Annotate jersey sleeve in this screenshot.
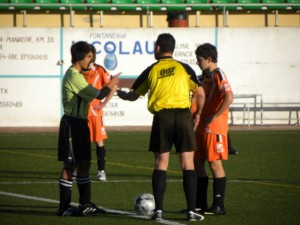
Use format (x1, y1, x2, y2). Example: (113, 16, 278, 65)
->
(131, 66, 152, 96)
(215, 69, 232, 96)
(68, 71, 99, 103)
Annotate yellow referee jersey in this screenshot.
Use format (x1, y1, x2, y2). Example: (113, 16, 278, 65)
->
(132, 56, 200, 113)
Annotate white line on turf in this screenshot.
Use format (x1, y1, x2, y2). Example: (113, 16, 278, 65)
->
(1, 179, 299, 185)
(0, 191, 186, 225)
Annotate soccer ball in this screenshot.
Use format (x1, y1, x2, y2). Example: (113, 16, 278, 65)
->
(134, 193, 155, 216)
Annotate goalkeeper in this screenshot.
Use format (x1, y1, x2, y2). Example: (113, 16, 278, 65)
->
(57, 41, 120, 216)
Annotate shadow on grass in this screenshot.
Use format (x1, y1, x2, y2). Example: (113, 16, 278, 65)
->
(0, 204, 57, 216)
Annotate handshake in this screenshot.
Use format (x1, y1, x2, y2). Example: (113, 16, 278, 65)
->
(116, 89, 139, 101)
(116, 90, 127, 100)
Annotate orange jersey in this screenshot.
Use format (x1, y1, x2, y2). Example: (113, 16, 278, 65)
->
(82, 64, 110, 117)
(194, 68, 232, 162)
(198, 68, 232, 135)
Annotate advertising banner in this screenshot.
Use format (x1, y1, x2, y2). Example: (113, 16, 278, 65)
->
(1, 28, 299, 127)
(0, 28, 61, 127)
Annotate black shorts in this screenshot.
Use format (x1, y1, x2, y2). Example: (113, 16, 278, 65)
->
(58, 115, 91, 163)
(149, 108, 197, 153)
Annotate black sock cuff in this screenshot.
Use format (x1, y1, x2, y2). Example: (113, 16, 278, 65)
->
(198, 176, 209, 181)
(76, 176, 91, 185)
(213, 177, 226, 182)
(153, 169, 167, 176)
(59, 179, 73, 188)
(97, 146, 105, 151)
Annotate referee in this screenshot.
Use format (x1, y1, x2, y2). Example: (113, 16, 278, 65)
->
(117, 33, 205, 221)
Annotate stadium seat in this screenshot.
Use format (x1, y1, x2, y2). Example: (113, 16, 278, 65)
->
(261, 0, 287, 10)
(35, 0, 61, 10)
(160, 0, 187, 11)
(111, 0, 136, 11)
(9, 0, 36, 10)
(0, 0, 10, 10)
(286, 0, 300, 10)
(86, 0, 114, 11)
(60, 0, 87, 10)
(136, 0, 162, 11)
(236, 0, 262, 10)
(211, 0, 237, 10)
(185, 0, 213, 11)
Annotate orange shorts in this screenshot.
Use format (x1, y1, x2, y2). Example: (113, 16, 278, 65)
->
(87, 116, 108, 142)
(194, 131, 228, 162)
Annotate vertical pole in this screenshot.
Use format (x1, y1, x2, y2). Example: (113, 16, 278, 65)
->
(147, 10, 153, 28)
(196, 11, 200, 27)
(90, 12, 93, 28)
(23, 10, 27, 27)
(223, 7, 228, 27)
(70, 7, 74, 27)
(275, 10, 279, 27)
(100, 11, 103, 27)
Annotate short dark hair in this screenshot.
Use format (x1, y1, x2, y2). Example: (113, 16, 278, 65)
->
(156, 33, 176, 53)
(195, 43, 218, 63)
(71, 41, 94, 64)
(90, 44, 97, 63)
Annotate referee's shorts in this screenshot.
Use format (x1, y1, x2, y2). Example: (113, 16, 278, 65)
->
(58, 114, 91, 163)
(149, 108, 197, 153)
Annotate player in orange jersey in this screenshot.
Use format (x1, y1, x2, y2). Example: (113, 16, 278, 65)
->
(194, 43, 233, 215)
(82, 45, 118, 181)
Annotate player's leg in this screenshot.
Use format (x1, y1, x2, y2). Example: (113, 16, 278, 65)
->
(206, 133, 227, 215)
(179, 151, 196, 209)
(194, 133, 209, 213)
(57, 162, 78, 216)
(91, 116, 108, 181)
(194, 158, 209, 212)
(96, 140, 107, 181)
(152, 151, 169, 220)
(175, 109, 204, 221)
(57, 115, 80, 216)
(228, 132, 239, 155)
(149, 109, 173, 220)
(206, 159, 226, 215)
(70, 116, 105, 215)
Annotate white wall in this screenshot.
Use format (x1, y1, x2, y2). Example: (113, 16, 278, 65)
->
(0, 27, 299, 127)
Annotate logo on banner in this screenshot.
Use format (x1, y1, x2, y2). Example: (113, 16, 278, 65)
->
(104, 51, 118, 71)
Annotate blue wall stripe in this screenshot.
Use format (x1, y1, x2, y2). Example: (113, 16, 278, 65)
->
(60, 27, 64, 116)
(0, 75, 138, 79)
(0, 75, 60, 78)
(215, 27, 219, 48)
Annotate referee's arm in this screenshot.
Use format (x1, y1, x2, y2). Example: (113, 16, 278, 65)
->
(117, 90, 140, 101)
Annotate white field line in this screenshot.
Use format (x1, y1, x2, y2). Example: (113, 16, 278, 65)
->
(0, 179, 299, 185)
(0, 191, 187, 225)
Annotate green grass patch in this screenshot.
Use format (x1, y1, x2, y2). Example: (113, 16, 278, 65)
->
(0, 130, 299, 225)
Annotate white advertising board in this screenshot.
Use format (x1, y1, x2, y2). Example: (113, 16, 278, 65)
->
(0, 28, 61, 127)
(0, 27, 299, 127)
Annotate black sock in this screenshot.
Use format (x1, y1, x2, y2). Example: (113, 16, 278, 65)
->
(213, 177, 226, 208)
(183, 170, 197, 211)
(96, 146, 106, 171)
(59, 179, 73, 209)
(152, 170, 166, 211)
(76, 176, 91, 205)
(196, 176, 209, 210)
